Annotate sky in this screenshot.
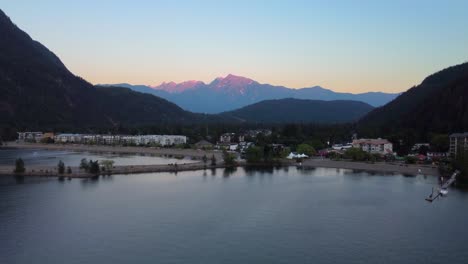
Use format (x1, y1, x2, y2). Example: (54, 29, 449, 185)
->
(1, 0, 468, 93)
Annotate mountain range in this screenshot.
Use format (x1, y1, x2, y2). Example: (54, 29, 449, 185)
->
(2, 7, 467, 141)
(102, 76, 398, 113)
(0, 8, 372, 137)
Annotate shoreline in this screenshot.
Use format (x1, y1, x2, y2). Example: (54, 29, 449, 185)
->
(302, 158, 440, 177)
(3, 142, 224, 159)
(0, 143, 440, 178)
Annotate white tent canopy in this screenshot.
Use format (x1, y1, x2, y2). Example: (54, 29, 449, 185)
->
(287, 152, 309, 159)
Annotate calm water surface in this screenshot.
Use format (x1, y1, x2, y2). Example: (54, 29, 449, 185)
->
(1, 167, 468, 264)
(0, 148, 195, 166)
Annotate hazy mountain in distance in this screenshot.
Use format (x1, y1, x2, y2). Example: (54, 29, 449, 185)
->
(101, 74, 398, 113)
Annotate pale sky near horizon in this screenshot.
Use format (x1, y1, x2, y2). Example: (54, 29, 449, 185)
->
(1, 0, 467, 93)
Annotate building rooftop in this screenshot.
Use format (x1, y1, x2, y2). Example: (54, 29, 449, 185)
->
(449, 132, 468, 137)
(352, 138, 391, 145)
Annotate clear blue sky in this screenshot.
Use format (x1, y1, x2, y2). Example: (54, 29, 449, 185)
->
(1, 0, 467, 93)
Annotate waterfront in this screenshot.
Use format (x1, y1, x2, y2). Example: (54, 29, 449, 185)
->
(1, 167, 468, 264)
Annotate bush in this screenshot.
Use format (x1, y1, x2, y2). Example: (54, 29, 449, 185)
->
(14, 158, 25, 173)
(405, 156, 417, 164)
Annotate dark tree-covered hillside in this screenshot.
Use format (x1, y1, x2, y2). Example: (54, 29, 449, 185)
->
(222, 98, 374, 124)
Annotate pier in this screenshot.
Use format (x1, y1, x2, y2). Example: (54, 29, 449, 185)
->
(425, 170, 459, 202)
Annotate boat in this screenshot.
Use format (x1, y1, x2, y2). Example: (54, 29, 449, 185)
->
(439, 188, 449, 196)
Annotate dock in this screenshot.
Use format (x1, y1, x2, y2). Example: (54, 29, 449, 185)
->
(425, 170, 459, 202)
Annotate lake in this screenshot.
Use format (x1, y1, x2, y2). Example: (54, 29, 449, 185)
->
(0, 148, 196, 167)
(1, 167, 468, 264)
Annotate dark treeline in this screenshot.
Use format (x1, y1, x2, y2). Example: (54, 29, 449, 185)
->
(1, 122, 355, 147)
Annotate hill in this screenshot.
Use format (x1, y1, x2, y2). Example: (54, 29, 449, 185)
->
(0, 9, 214, 137)
(102, 75, 398, 113)
(222, 98, 374, 123)
(359, 62, 468, 137)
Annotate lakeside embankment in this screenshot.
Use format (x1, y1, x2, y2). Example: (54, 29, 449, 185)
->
(302, 158, 440, 177)
(5, 142, 223, 159)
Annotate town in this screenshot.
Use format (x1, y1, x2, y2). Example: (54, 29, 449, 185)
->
(13, 131, 468, 167)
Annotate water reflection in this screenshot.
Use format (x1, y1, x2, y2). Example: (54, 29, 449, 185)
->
(222, 167, 237, 178)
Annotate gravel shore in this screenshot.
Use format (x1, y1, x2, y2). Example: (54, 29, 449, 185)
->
(302, 158, 440, 176)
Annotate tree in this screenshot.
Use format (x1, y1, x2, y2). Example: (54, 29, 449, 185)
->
(88, 160, 100, 174)
(14, 158, 25, 173)
(100, 160, 115, 172)
(57, 160, 65, 174)
(67, 166, 72, 174)
(222, 150, 237, 166)
(344, 148, 370, 161)
(80, 158, 89, 171)
(430, 134, 449, 152)
(210, 155, 217, 166)
(297, 143, 316, 157)
(245, 146, 263, 163)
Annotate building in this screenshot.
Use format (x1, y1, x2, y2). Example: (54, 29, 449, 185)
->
(352, 138, 393, 155)
(427, 152, 448, 159)
(449, 132, 468, 156)
(411, 143, 430, 152)
(219, 133, 244, 143)
(54, 134, 83, 143)
(17, 132, 44, 142)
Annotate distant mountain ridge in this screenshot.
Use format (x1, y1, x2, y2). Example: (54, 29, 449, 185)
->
(222, 98, 374, 124)
(101, 75, 398, 113)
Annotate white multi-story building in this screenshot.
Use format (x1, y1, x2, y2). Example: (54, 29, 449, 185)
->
(352, 138, 393, 155)
(17, 132, 43, 142)
(54, 134, 83, 143)
(449, 132, 468, 157)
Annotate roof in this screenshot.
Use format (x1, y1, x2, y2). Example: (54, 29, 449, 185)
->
(449, 132, 468, 138)
(352, 138, 391, 145)
(195, 140, 213, 146)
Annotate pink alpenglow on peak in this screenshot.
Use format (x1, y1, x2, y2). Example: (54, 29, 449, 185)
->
(211, 74, 257, 93)
(150, 80, 204, 93)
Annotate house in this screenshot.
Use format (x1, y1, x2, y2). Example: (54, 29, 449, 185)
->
(195, 140, 214, 149)
(352, 138, 393, 155)
(449, 132, 468, 157)
(17, 132, 43, 142)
